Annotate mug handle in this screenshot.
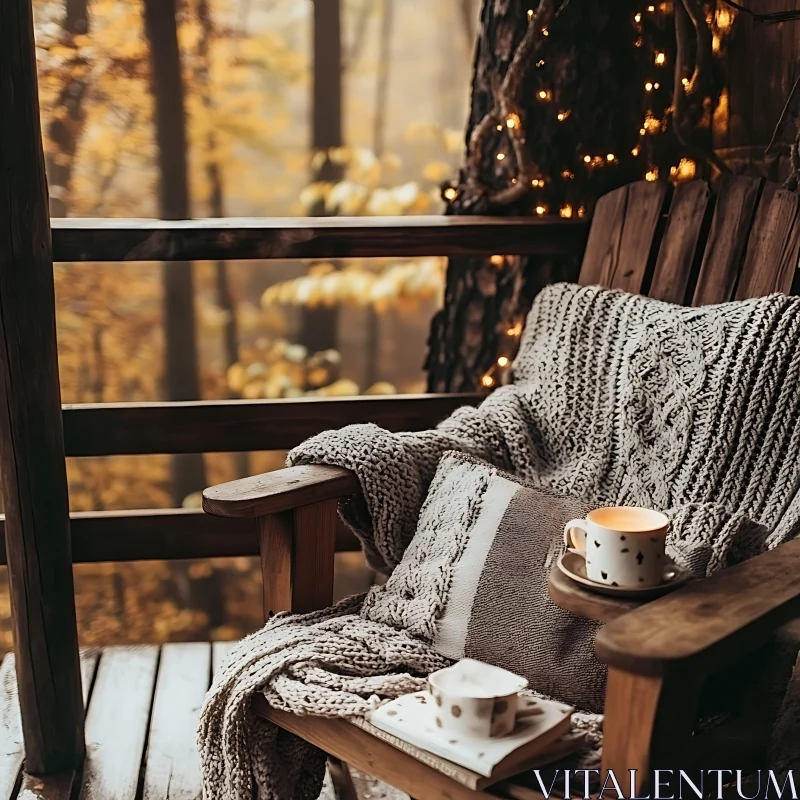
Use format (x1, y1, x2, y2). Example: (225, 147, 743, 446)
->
(563, 519, 588, 554)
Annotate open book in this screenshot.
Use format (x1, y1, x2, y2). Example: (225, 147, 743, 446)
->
(359, 691, 583, 790)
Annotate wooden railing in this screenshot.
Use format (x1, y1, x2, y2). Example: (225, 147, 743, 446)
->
(0, 216, 589, 566)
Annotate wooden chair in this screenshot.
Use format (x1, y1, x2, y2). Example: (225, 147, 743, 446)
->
(204, 176, 800, 799)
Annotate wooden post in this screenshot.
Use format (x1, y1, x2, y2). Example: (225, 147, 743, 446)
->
(0, 0, 85, 774)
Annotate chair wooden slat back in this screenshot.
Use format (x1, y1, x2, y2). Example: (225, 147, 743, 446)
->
(736, 187, 800, 299)
(691, 175, 763, 305)
(579, 181, 670, 293)
(648, 181, 712, 305)
(578, 176, 800, 306)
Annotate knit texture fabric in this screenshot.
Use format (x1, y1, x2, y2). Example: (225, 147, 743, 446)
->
(199, 284, 800, 800)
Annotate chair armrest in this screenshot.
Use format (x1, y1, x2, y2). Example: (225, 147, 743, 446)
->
(202, 464, 359, 518)
(595, 537, 800, 676)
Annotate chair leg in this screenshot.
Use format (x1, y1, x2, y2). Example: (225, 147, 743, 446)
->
(601, 666, 702, 794)
(256, 498, 338, 616)
(328, 756, 359, 800)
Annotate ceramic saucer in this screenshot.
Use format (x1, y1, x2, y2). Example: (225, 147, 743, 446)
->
(556, 550, 692, 599)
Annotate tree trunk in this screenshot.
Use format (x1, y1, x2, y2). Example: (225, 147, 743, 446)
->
(301, 0, 343, 357)
(197, 0, 248, 485)
(426, 0, 684, 392)
(143, 0, 206, 505)
(364, 0, 394, 389)
(46, 0, 90, 218)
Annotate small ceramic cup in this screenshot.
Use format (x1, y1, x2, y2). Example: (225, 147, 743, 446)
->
(564, 506, 670, 588)
(427, 658, 528, 738)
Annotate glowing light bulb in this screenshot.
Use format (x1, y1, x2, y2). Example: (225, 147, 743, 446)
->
(497, 356, 510, 367)
(654, 82, 660, 89)
(655, 51, 666, 65)
(497, 125, 503, 131)
(645, 82, 653, 92)
(538, 89, 551, 102)
(528, 8, 534, 20)
(606, 153, 616, 162)
(444, 187, 457, 201)
(577, 206, 586, 217)
(682, 77, 689, 86)
(490, 255, 505, 267)
(496, 153, 506, 161)
(561, 170, 575, 179)
(506, 114, 520, 129)
(542, 27, 549, 35)
(647, 4, 655, 10)
(507, 323, 523, 337)
(634, 12, 642, 22)
(583, 155, 592, 163)
(535, 205, 547, 216)
(560, 205, 573, 219)
(645, 167, 659, 182)
(557, 110, 570, 121)
(536, 59, 545, 67)
(632, 145, 641, 156)
(481, 374, 495, 388)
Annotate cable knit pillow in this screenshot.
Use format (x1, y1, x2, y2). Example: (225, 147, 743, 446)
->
(360, 450, 608, 713)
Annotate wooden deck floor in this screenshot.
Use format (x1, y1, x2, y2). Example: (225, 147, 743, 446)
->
(1, 643, 237, 800)
(0, 644, 412, 800)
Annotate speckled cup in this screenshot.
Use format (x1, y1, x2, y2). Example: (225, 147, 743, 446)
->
(427, 659, 528, 738)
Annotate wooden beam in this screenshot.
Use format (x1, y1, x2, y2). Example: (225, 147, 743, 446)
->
(0, 508, 345, 565)
(61, 393, 480, 456)
(0, 0, 84, 773)
(0, 507, 360, 565)
(50, 216, 589, 262)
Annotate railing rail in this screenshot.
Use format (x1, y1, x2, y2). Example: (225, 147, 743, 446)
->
(61, 393, 480, 456)
(50, 216, 589, 262)
(34, 215, 573, 564)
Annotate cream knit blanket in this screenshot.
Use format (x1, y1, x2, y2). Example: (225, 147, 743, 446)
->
(199, 284, 800, 800)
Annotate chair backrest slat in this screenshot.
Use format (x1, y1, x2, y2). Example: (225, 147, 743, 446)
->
(649, 181, 712, 305)
(578, 184, 628, 287)
(736, 187, 800, 299)
(578, 181, 671, 293)
(692, 175, 763, 305)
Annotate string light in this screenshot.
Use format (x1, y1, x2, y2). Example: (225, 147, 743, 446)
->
(647, 4, 655, 10)
(506, 113, 520, 129)
(716, 7, 732, 31)
(583, 155, 592, 163)
(496, 152, 506, 161)
(643, 114, 661, 134)
(655, 51, 666, 65)
(497, 356, 510, 367)
(527, 8, 534, 21)
(542, 27, 549, 35)
(654, 82, 660, 89)
(559, 204, 573, 218)
(444, 187, 457, 201)
(631, 145, 640, 156)
(606, 153, 616, 162)
(507, 323, 523, 337)
(536, 59, 545, 67)
(682, 77, 689, 86)
(561, 170, 574, 179)
(669, 158, 697, 182)
(490, 255, 505, 267)
(577, 206, 586, 218)
(634, 12, 642, 22)
(538, 89, 552, 102)
(481, 374, 495, 388)
(645, 167, 659, 181)
(496, 124, 503, 131)
(645, 82, 653, 91)
(535, 205, 547, 216)
(556, 110, 570, 121)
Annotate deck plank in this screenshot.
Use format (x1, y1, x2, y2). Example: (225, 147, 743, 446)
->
(143, 643, 211, 800)
(0, 656, 23, 800)
(79, 645, 159, 800)
(1, 651, 99, 800)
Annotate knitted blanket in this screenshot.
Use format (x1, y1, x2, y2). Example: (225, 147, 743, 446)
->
(199, 284, 800, 800)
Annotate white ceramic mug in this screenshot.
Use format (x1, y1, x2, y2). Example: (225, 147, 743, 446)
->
(427, 659, 528, 738)
(563, 506, 670, 588)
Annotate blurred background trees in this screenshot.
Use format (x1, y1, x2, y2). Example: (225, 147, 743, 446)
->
(0, 0, 475, 653)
